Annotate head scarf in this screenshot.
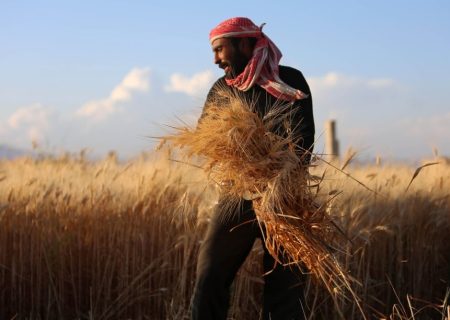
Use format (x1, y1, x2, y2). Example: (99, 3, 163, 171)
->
(210, 17, 308, 102)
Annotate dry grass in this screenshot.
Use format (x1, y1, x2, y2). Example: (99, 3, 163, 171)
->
(0, 151, 449, 319)
(0, 152, 214, 319)
(308, 160, 450, 319)
(160, 88, 362, 313)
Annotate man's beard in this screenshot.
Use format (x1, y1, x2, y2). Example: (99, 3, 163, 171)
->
(224, 55, 249, 79)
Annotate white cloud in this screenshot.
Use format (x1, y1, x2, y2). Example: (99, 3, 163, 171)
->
(1, 70, 445, 160)
(306, 72, 450, 159)
(307, 72, 403, 135)
(316, 72, 342, 87)
(308, 72, 399, 92)
(165, 70, 214, 97)
(308, 72, 423, 157)
(6, 104, 52, 143)
(76, 67, 150, 121)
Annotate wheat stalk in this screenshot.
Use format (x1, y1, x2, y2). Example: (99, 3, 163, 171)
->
(160, 86, 365, 314)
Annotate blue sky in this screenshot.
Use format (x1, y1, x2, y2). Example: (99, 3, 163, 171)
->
(1, 1, 449, 161)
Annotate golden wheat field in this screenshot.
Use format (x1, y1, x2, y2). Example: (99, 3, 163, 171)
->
(0, 151, 449, 319)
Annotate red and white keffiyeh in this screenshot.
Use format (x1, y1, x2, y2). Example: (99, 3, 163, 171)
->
(210, 17, 308, 102)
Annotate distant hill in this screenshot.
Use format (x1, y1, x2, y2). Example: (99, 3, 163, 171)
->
(0, 145, 28, 159)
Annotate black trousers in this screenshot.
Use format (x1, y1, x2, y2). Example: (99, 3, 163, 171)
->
(191, 196, 307, 320)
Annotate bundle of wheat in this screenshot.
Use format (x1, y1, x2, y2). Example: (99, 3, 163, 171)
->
(160, 87, 361, 308)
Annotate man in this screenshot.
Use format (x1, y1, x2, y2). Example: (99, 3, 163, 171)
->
(192, 17, 315, 320)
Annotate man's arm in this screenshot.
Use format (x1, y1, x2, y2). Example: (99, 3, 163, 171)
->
(280, 66, 315, 164)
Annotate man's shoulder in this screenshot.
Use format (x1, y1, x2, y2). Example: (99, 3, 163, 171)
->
(206, 76, 229, 96)
(205, 76, 231, 105)
(279, 65, 304, 79)
(210, 76, 227, 89)
(279, 65, 309, 93)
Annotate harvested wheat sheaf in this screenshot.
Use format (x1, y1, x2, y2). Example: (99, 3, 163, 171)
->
(161, 87, 361, 305)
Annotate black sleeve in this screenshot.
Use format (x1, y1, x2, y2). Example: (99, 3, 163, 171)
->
(281, 67, 315, 163)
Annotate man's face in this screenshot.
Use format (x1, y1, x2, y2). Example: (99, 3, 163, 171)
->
(211, 38, 249, 79)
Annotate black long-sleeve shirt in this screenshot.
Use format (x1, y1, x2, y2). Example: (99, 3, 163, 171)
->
(201, 65, 315, 162)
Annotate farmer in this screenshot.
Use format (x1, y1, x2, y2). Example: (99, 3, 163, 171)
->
(192, 17, 315, 320)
